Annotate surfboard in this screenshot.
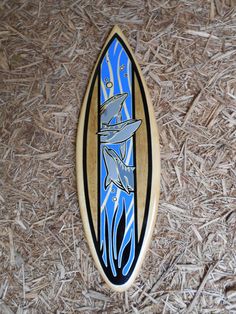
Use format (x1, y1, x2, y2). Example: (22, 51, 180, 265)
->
(76, 25, 160, 291)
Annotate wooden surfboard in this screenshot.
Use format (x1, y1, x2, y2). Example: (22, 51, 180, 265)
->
(76, 25, 160, 291)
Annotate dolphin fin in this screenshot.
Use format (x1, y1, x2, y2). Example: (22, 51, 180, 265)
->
(97, 130, 109, 135)
(123, 176, 130, 194)
(116, 112, 122, 124)
(120, 142, 126, 160)
(104, 174, 111, 190)
(100, 122, 109, 129)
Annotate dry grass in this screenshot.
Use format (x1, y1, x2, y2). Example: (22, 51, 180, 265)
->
(0, 0, 236, 313)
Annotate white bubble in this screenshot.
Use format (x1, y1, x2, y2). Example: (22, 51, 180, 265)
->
(112, 197, 117, 202)
(106, 81, 113, 88)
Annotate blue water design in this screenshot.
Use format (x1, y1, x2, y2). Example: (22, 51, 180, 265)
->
(99, 38, 136, 277)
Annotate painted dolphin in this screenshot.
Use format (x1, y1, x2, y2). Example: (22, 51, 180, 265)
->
(100, 93, 128, 126)
(98, 119, 142, 144)
(103, 146, 134, 194)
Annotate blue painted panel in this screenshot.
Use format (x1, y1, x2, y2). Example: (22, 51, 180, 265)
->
(99, 38, 136, 277)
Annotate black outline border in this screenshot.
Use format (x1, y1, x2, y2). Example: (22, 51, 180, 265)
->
(83, 33, 152, 285)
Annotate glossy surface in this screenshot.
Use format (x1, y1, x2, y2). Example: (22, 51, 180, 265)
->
(76, 26, 160, 291)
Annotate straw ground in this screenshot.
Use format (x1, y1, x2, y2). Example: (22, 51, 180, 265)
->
(0, 1, 236, 313)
